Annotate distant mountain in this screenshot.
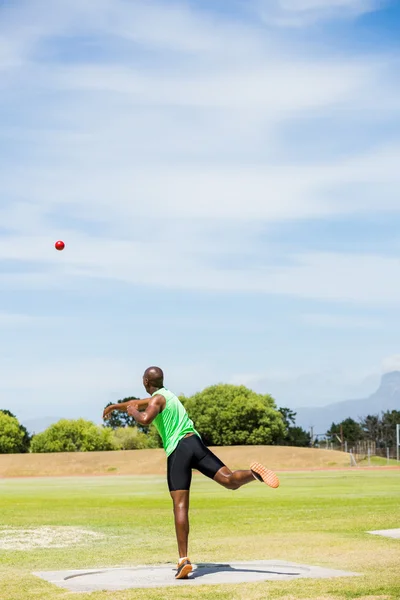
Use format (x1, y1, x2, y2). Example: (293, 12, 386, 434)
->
(22, 416, 61, 435)
(295, 371, 400, 435)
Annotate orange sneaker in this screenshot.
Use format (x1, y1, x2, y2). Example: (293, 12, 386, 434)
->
(175, 557, 193, 579)
(250, 462, 280, 489)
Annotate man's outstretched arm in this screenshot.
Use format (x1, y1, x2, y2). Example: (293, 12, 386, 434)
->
(126, 394, 165, 426)
(103, 398, 150, 420)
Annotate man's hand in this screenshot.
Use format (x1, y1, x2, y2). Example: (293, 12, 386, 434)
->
(126, 402, 140, 416)
(103, 405, 116, 420)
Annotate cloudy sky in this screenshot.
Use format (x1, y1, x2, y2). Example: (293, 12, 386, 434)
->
(1, 0, 400, 427)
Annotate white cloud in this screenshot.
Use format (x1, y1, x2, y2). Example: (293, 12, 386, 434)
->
(302, 313, 381, 329)
(106, 0, 264, 56)
(0, 356, 130, 392)
(382, 355, 400, 374)
(0, 357, 135, 420)
(0, 0, 268, 74)
(230, 365, 382, 406)
(256, 0, 383, 26)
(0, 312, 38, 326)
(1, 231, 400, 304)
(0, 353, 217, 420)
(54, 59, 369, 111)
(0, 0, 399, 308)
(0, 36, 24, 70)
(3, 138, 400, 237)
(1, 0, 398, 419)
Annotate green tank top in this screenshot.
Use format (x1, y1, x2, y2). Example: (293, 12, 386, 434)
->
(152, 388, 199, 456)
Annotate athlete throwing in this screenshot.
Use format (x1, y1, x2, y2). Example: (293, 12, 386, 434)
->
(103, 366, 279, 580)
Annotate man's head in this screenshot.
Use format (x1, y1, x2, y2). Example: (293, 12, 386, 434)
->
(143, 366, 164, 394)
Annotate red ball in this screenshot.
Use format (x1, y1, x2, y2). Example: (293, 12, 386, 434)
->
(55, 240, 65, 251)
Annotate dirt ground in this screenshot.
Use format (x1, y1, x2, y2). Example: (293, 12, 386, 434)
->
(0, 446, 355, 477)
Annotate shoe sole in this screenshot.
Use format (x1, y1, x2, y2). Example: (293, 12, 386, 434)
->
(250, 462, 280, 488)
(175, 563, 193, 579)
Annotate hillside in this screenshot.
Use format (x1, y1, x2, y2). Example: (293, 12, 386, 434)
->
(0, 446, 352, 478)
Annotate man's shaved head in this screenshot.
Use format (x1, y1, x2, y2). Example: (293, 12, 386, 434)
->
(143, 366, 164, 392)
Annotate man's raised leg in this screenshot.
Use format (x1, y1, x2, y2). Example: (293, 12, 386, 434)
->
(214, 464, 279, 489)
(213, 466, 254, 489)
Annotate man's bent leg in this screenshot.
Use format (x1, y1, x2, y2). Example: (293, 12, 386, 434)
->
(191, 434, 280, 490)
(170, 490, 190, 558)
(213, 466, 255, 490)
(214, 464, 280, 490)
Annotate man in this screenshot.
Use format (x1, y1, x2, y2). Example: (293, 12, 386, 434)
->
(103, 366, 279, 580)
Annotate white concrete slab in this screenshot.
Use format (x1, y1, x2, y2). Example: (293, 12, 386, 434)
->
(34, 560, 360, 592)
(368, 528, 400, 539)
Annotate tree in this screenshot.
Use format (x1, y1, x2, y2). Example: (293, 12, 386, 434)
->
(0, 410, 31, 453)
(275, 407, 311, 447)
(30, 419, 116, 453)
(381, 410, 400, 448)
(0, 412, 26, 454)
(180, 384, 285, 446)
(279, 407, 297, 428)
(285, 426, 312, 447)
(103, 397, 139, 429)
(327, 418, 364, 444)
(360, 412, 400, 448)
(360, 414, 382, 445)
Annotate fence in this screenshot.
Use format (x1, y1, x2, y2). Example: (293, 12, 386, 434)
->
(314, 436, 399, 464)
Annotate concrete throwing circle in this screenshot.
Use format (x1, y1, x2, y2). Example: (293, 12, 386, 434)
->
(34, 560, 360, 591)
(367, 529, 400, 539)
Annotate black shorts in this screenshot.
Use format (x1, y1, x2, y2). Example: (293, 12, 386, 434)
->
(167, 434, 225, 492)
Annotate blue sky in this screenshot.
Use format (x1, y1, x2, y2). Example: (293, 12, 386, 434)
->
(1, 0, 400, 427)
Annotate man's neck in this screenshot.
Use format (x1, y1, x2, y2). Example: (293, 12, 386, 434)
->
(149, 385, 163, 395)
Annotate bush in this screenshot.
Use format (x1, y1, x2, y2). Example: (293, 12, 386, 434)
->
(112, 426, 163, 450)
(30, 419, 116, 453)
(112, 427, 149, 450)
(0, 412, 26, 453)
(143, 426, 163, 449)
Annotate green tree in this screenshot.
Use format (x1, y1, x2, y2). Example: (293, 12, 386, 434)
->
(0, 410, 31, 453)
(0, 412, 26, 454)
(30, 419, 116, 453)
(327, 418, 364, 444)
(381, 410, 400, 447)
(285, 426, 312, 447)
(360, 414, 381, 444)
(279, 407, 297, 428)
(180, 384, 285, 446)
(275, 407, 311, 447)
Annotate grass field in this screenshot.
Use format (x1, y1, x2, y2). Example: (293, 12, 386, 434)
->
(1, 469, 400, 600)
(358, 456, 400, 467)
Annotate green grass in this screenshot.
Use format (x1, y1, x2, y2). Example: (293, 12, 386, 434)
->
(1, 471, 400, 600)
(358, 456, 399, 467)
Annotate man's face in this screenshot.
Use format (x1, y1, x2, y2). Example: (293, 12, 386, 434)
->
(143, 375, 150, 393)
